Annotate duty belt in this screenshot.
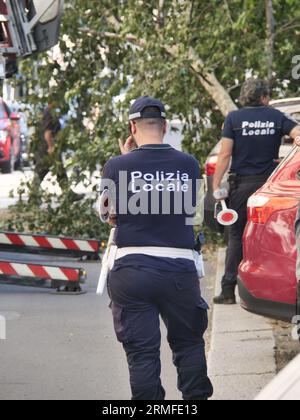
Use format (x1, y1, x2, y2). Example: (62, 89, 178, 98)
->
(97, 232, 205, 296)
(229, 173, 270, 184)
(116, 247, 195, 261)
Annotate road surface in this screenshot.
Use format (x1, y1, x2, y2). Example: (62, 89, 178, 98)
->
(0, 252, 216, 400)
(0, 169, 216, 400)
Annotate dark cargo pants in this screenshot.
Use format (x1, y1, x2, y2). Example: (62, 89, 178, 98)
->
(108, 266, 213, 400)
(221, 175, 269, 295)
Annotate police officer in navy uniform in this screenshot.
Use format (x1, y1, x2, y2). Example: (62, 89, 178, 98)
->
(101, 96, 213, 400)
(213, 78, 300, 305)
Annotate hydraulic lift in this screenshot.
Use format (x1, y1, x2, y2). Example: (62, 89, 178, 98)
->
(0, 0, 64, 77)
(0, 1, 90, 294)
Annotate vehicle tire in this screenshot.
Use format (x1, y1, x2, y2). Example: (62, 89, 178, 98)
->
(1, 147, 15, 174)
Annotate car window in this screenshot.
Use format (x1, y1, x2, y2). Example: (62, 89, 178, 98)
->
(0, 25, 5, 42)
(271, 146, 300, 182)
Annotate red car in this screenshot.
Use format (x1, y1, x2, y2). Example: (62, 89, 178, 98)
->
(0, 99, 21, 173)
(238, 146, 300, 321)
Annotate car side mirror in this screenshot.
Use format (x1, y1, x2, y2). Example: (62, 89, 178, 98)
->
(10, 113, 20, 121)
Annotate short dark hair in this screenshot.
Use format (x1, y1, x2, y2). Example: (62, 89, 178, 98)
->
(239, 78, 271, 107)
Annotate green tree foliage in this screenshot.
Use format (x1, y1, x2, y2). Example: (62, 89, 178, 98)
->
(3, 0, 299, 238)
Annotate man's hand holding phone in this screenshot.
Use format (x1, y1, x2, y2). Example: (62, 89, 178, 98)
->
(118, 136, 137, 155)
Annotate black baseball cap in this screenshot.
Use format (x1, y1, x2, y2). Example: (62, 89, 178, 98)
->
(129, 96, 166, 121)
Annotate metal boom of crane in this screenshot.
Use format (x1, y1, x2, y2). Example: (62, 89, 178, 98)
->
(0, 0, 64, 78)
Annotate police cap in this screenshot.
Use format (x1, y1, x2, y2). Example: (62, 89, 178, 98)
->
(129, 96, 166, 121)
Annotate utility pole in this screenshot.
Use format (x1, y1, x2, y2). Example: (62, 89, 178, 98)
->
(265, 0, 276, 84)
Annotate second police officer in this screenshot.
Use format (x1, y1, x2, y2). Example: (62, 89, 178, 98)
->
(213, 78, 300, 305)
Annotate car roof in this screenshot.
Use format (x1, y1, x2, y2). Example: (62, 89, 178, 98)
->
(271, 98, 300, 116)
(271, 97, 300, 105)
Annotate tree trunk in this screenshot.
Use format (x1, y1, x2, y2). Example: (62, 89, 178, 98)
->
(82, 29, 238, 117)
(189, 48, 238, 116)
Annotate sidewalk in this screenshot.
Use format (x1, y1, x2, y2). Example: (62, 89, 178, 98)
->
(208, 249, 277, 400)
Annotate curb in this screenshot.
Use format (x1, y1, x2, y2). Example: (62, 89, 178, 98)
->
(208, 248, 277, 400)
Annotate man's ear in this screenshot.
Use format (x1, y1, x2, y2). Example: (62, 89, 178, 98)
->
(163, 121, 167, 135)
(261, 96, 270, 106)
(130, 121, 137, 135)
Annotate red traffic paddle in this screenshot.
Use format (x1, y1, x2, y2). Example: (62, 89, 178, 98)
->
(217, 200, 238, 226)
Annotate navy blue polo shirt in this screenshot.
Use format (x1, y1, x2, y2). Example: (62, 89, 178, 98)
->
(222, 106, 298, 175)
(101, 144, 201, 272)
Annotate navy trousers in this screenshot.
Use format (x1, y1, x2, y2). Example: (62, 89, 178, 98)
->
(108, 266, 213, 400)
(221, 177, 268, 295)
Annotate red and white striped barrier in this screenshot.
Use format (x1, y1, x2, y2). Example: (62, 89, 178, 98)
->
(0, 260, 86, 283)
(0, 231, 101, 259)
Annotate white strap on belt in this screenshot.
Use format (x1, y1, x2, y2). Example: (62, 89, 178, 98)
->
(116, 247, 195, 261)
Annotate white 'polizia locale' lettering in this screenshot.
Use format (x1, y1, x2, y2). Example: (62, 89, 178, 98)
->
(131, 171, 190, 193)
(242, 120, 276, 136)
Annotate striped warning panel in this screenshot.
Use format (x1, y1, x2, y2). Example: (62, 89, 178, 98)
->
(0, 260, 85, 283)
(0, 231, 100, 256)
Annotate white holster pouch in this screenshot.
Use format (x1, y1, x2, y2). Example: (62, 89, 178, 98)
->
(97, 228, 117, 295)
(193, 250, 205, 279)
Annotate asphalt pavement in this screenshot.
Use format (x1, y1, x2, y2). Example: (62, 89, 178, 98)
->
(0, 169, 216, 400)
(0, 251, 216, 400)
